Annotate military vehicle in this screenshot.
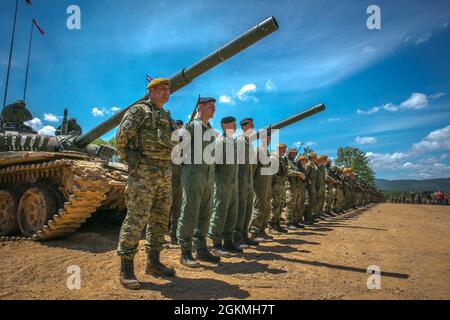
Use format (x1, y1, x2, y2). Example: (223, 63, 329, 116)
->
(0, 17, 280, 241)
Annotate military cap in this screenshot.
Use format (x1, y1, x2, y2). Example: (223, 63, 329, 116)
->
(319, 155, 328, 160)
(297, 155, 307, 161)
(277, 143, 287, 148)
(198, 97, 216, 104)
(221, 116, 236, 124)
(308, 152, 318, 158)
(147, 78, 170, 89)
(288, 148, 298, 154)
(175, 120, 184, 126)
(240, 118, 254, 126)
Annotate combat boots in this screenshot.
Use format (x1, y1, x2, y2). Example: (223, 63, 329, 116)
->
(195, 248, 221, 264)
(260, 229, 274, 240)
(180, 250, 201, 268)
(242, 233, 259, 246)
(145, 250, 176, 277)
(223, 240, 244, 253)
(119, 258, 141, 290)
(211, 243, 231, 257)
(170, 236, 178, 246)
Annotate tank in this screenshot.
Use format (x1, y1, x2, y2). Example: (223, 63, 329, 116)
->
(0, 17, 279, 241)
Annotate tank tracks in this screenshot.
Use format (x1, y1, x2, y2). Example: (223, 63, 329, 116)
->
(0, 159, 122, 241)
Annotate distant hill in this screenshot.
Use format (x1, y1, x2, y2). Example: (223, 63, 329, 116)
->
(375, 177, 450, 192)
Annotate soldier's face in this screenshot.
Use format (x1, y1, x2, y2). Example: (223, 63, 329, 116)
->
(149, 84, 171, 107)
(199, 102, 216, 120)
(288, 151, 297, 160)
(278, 146, 287, 156)
(300, 159, 308, 167)
(222, 122, 236, 137)
(241, 121, 254, 136)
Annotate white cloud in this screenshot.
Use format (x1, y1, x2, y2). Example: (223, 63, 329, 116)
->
(355, 136, 377, 145)
(219, 95, 235, 105)
(38, 126, 56, 136)
(400, 93, 428, 110)
(366, 152, 409, 170)
(305, 141, 318, 147)
(383, 103, 398, 112)
(362, 46, 375, 54)
(110, 106, 120, 113)
(236, 83, 258, 102)
(43, 113, 59, 122)
(429, 92, 446, 100)
(412, 125, 450, 154)
(357, 107, 380, 115)
(328, 118, 342, 122)
(92, 107, 106, 117)
(24, 118, 43, 131)
(265, 79, 276, 92)
(293, 141, 303, 148)
(415, 33, 432, 44)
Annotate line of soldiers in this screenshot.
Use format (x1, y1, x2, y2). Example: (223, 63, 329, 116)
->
(390, 191, 450, 205)
(114, 78, 383, 290)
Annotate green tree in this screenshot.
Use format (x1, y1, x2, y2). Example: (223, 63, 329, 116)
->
(302, 146, 315, 156)
(335, 147, 376, 187)
(92, 138, 116, 148)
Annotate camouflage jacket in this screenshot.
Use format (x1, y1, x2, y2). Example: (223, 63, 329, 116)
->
(272, 155, 288, 186)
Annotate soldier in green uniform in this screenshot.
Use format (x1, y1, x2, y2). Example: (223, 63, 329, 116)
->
(249, 132, 275, 241)
(209, 116, 242, 256)
(323, 159, 336, 217)
(177, 97, 220, 268)
(304, 153, 318, 224)
(116, 78, 177, 290)
(234, 118, 259, 248)
(168, 120, 184, 245)
(269, 144, 289, 234)
(285, 150, 306, 230)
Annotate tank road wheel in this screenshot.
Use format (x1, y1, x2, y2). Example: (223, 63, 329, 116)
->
(17, 188, 58, 237)
(0, 190, 20, 236)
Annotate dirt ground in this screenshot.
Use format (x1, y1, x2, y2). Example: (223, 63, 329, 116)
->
(1, 203, 449, 300)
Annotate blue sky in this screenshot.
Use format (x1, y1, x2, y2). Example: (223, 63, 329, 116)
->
(1, 0, 449, 180)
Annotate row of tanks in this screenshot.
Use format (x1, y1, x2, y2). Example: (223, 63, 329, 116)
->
(0, 17, 280, 241)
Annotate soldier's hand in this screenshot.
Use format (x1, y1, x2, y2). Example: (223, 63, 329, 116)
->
(126, 149, 141, 172)
(298, 172, 306, 180)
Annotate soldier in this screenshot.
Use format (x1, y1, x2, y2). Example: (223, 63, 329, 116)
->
(208, 116, 242, 256)
(234, 118, 259, 248)
(1, 100, 36, 133)
(303, 153, 318, 224)
(55, 118, 82, 136)
(116, 78, 176, 290)
(316, 155, 327, 218)
(168, 120, 184, 245)
(249, 131, 275, 242)
(331, 166, 345, 215)
(269, 144, 289, 234)
(285, 149, 306, 230)
(177, 97, 219, 268)
(323, 159, 336, 217)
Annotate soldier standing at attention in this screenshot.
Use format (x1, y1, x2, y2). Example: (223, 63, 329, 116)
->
(168, 120, 185, 245)
(209, 116, 243, 257)
(234, 118, 259, 248)
(249, 131, 274, 242)
(177, 97, 220, 268)
(304, 153, 318, 224)
(116, 78, 177, 290)
(268, 144, 289, 234)
(284, 149, 306, 230)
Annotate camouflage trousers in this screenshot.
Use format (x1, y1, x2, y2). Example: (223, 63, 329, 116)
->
(285, 184, 305, 224)
(270, 181, 286, 224)
(323, 184, 334, 213)
(333, 184, 345, 212)
(250, 176, 272, 235)
(117, 162, 171, 259)
(304, 187, 316, 222)
(315, 187, 325, 215)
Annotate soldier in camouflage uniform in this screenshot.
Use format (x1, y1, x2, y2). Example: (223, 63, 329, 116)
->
(234, 118, 259, 248)
(177, 97, 220, 268)
(249, 132, 275, 242)
(331, 166, 345, 215)
(285, 150, 306, 230)
(208, 116, 242, 257)
(316, 155, 327, 218)
(304, 153, 318, 224)
(323, 159, 336, 217)
(269, 144, 289, 234)
(116, 78, 177, 290)
(168, 120, 184, 245)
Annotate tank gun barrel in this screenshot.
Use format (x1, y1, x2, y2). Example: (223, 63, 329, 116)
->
(74, 16, 279, 148)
